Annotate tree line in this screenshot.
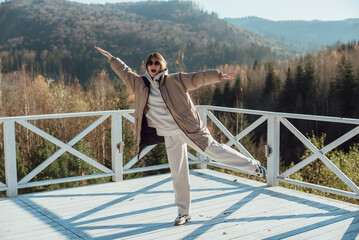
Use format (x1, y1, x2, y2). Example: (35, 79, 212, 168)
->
(0, 0, 291, 84)
(0, 42, 358, 203)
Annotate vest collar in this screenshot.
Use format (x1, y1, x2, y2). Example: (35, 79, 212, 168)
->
(145, 69, 168, 88)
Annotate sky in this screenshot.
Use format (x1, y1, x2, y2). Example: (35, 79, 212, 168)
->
(63, 0, 359, 21)
(0, 0, 358, 20)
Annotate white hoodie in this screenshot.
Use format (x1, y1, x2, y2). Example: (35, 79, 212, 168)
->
(144, 70, 183, 136)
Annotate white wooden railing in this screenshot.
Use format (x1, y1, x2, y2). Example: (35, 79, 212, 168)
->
(0, 106, 358, 199)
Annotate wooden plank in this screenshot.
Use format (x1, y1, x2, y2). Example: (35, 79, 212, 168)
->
(13, 171, 266, 239)
(18, 173, 115, 189)
(267, 116, 280, 187)
(1, 218, 64, 236)
(17, 174, 285, 227)
(18, 170, 243, 207)
(18, 172, 173, 198)
(124, 164, 171, 174)
(111, 113, 123, 181)
(2, 227, 80, 240)
(0, 109, 133, 122)
(285, 212, 359, 239)
(4, 120, 18, 197)
(123, 203, 300, 239)
(17, 178, 174, 208)
(119, 186, 311, 239)
(0, 198, 23, 206)
(266, 186, 356, 209)
(20, 176, 255, 225)
(254, 207, 359, 240)
(278, 177, 359, 199)
(199, 105, 359, 125)
(123, 189, 331, 240)
(0, 207, 45, 223)
(0, 200, 47, 223)
(1, 169, 357, 240)
(175, 204, 352, 240)
(0, 204, 80, 239)
(69, 185, 272, 237)
(121, 178, 355, 240)
(225, 201, 358, 239)
(331, 227, 359, 240)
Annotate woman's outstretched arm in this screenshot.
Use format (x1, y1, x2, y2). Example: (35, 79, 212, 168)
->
(94, 46, 113, 60)
(223, 71, 237, 80)
(181, 70, 237, 91)
(94, 46, 141, 92)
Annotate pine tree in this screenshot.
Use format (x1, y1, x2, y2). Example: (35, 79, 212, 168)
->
(253, 59, 259, 70)
(232, 75, 242, 106)
(262, 63, 280, 110)
(303, 59, 317, 114)
(330, 57, 358, 118)
(294, 64, 305, 113)
(212, 83, 223, 106)
(279, 67, 296, 112)
(222, 80, 233, 107)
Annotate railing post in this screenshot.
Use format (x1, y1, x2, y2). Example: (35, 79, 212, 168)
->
(197, 109, 208, 169)
(111, 113, 123, 181)
(267, 115, 280, 187)
(4, 121, 18, 197)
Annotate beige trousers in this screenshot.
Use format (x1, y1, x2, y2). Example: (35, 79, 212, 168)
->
(164, 133, 260, 215)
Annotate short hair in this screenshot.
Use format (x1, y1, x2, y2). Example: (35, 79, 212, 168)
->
(145, 52, 167, 71)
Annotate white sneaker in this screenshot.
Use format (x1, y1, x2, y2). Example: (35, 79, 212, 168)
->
(255, 165, 267, 179)
(174, 214, 191, 226)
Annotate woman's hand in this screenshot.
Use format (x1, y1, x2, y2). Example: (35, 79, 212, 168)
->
(94, 46, 113, 60)
(223, 71, 237, 80)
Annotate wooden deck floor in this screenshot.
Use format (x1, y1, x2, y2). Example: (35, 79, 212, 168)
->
(0, 169, 358, 240)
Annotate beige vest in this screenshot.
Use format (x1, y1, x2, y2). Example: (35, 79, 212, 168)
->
(109, 57, 224, 153)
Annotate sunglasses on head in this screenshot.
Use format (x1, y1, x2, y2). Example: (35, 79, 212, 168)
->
(148, 60, 160, 67)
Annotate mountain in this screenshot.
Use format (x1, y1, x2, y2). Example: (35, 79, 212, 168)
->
(225, 17, 359, 51)
(0, 0, 298, 84)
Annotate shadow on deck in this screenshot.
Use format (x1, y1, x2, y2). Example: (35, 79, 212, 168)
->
(1, 169, 358, 240)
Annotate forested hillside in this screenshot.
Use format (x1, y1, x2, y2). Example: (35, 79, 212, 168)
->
(0, 0, 358, 203)
(225, 17, 359, 51)
(0, 0, 296, 84)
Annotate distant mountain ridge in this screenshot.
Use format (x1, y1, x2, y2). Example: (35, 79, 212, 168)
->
(0, 0, 298, 84)
(225, 17, 359, 51)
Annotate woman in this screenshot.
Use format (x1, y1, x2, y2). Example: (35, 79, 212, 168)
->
(95, 46, 267, 226)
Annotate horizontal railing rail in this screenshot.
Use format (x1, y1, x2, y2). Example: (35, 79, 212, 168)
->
(0, 106, 358, 199)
